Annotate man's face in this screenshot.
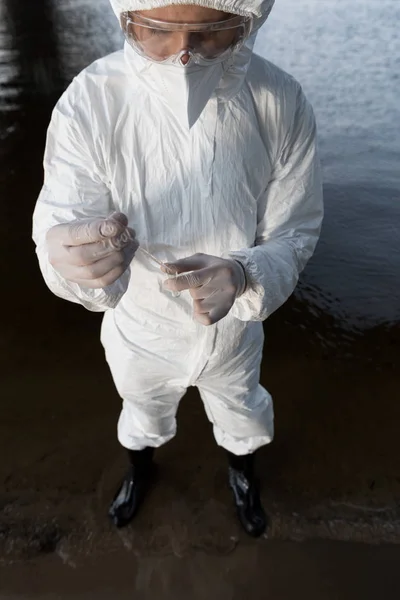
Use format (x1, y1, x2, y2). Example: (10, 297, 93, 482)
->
(124, 5, 238, 62)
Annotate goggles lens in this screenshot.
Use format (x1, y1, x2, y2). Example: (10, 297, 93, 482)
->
(121, 12, 252, 64)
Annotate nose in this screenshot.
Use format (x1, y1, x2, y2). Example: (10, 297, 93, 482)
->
(175, 31, 191, 51)
(171, 31, 193, 65)
(180, 52, 191, 65)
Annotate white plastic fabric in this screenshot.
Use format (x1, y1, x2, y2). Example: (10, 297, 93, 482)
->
(32, 0, 323, 455)
(137, 56, 227, 128)
(109, 0, 275, 20)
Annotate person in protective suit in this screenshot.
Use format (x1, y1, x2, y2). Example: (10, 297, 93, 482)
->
(32, 0, 323, 538)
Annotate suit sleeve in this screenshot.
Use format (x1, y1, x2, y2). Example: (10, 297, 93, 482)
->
(32, 79, 130, 312)
(228, 85, 324, 321)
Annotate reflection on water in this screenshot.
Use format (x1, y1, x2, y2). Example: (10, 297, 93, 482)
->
(299, 183, 400, 326)
(54, 0, 123, 83)
(0, 0, 61, 102)
(256, 0, 400, 188)
(0, 0, 399, 328)
(0, 2, 20, 115)
(255, 0, 400, 328)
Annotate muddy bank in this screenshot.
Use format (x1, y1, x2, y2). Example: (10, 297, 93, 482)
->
(1, 541, 400, 599)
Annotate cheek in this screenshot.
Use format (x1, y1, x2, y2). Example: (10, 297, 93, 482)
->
(203, 30, 238, 52)
(221, 30, 237, 46)
(131, 25, 146, 42)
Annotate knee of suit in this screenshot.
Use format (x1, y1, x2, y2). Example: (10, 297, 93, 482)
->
(118, 404, 177, 448)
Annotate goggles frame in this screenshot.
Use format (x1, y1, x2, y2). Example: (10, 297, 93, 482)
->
(121, 11, 253, 66)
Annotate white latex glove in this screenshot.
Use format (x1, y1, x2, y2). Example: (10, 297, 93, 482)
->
(162, 253, 247, 326)
(46, 212, 139, 289)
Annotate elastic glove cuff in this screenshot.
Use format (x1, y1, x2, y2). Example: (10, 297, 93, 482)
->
(231, 259, 248, 298)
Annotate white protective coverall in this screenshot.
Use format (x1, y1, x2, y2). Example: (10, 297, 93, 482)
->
(32, 0, 323, 455)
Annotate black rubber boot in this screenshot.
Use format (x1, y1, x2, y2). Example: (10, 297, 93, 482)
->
(109, 447, 155, 528)
(227, 451, 267, 538)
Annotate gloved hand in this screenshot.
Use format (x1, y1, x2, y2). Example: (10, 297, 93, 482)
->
(162, 253, 247, 326)
(46, 212, 139, 289)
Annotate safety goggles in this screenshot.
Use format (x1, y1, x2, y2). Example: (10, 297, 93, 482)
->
(121, 12, 253, 66)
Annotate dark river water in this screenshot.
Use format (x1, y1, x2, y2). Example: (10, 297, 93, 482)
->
(1, 0, 399, 329)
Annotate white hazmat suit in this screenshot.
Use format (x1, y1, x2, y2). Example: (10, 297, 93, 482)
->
(32, 0, 323, 455)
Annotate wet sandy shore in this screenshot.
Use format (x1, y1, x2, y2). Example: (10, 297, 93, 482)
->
(1, 540, 400, 599)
